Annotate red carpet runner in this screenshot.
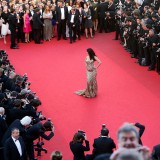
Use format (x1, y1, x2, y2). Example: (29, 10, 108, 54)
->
(0, 32, 160, 159)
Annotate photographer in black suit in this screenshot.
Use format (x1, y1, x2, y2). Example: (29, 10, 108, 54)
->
(25, 120, 54, 160)
(70, 131, 90, 160)
(93, 125, 116, 158)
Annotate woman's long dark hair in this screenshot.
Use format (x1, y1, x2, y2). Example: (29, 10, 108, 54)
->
(87, 48, 96, 61)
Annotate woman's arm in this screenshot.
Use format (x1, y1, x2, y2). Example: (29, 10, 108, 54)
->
(94, 56, 102, 69)
(23, 14, 26, 27)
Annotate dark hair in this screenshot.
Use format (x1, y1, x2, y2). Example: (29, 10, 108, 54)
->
(72, 133, 84, 143)
(51, 151, 63, 160)
(30, 99, 42, 107)
(10, 8, 15, 13)
(11, 127, 19, 133)
(87, 48, 96, 61)
(101, 128, 109, 136)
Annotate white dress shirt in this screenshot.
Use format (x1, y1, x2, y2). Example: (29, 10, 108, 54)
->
(70, 14, 75, 23)
(12, 137, 22, 156)
(61, 7, 65, 20)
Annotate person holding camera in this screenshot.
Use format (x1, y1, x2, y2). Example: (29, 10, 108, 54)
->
(92, 126, 116, 158)
(70, 131, 90, 160)
(25, 120, 54, 160)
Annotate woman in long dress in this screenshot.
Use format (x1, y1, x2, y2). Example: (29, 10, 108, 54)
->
(75, 48, 101, 98)
(43, 5, 53, 41)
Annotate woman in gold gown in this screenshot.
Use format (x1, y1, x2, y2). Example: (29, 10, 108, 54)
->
(75, 48, 102, 98)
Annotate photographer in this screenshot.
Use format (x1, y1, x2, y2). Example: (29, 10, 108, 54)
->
(70, 131, 90, 160)
(25, 120, 54, 160)
(147, 29, 159, 71)
(92, 125, 116, 158)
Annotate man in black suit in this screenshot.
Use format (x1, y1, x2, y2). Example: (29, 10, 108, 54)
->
(8, 8, 19, 49)
(93, 128, 116, 158)
(4, 128, 27, 160)
(68, 6, 79, 43)
(32, 8, 44, 44)
(56, 0, 68, 40)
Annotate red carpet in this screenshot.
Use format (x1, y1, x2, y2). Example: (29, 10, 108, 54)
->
(1, 33, 160, 159)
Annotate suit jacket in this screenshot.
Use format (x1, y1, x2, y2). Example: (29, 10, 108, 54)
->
(4, 136, 27, 160)
(56, 6, 68, 23)
(68, 12, 79, 28)
(32, 12, 43, 29)
(70, 140, 90, 160)
(8, 13, 17, 31)
(93, 137, 116, 156)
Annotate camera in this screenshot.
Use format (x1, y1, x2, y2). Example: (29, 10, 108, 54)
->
(78, 129, 86, 136)
(102, 124, 106, 129)
(37, 111, 46, 120)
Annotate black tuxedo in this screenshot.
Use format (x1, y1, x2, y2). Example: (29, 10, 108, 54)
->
(93, 136, 116, 157)
(8, 13, 18, 48)
(56, 6, 68, 39)
(70, 140, 90, 160)
(68, 12, 79, 43)
(32, 12, 43, 43)
(4, 136, 27, 160)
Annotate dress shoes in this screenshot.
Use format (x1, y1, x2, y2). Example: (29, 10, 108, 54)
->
(35, 42, 43, 44)
(113, 38, 118, 40)
(10, 46, 19, 49)
(63, 37, 67, 40)
(148, 67, 155, 71)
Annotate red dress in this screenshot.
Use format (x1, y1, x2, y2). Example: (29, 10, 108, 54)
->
(23, 14, 32, 33)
